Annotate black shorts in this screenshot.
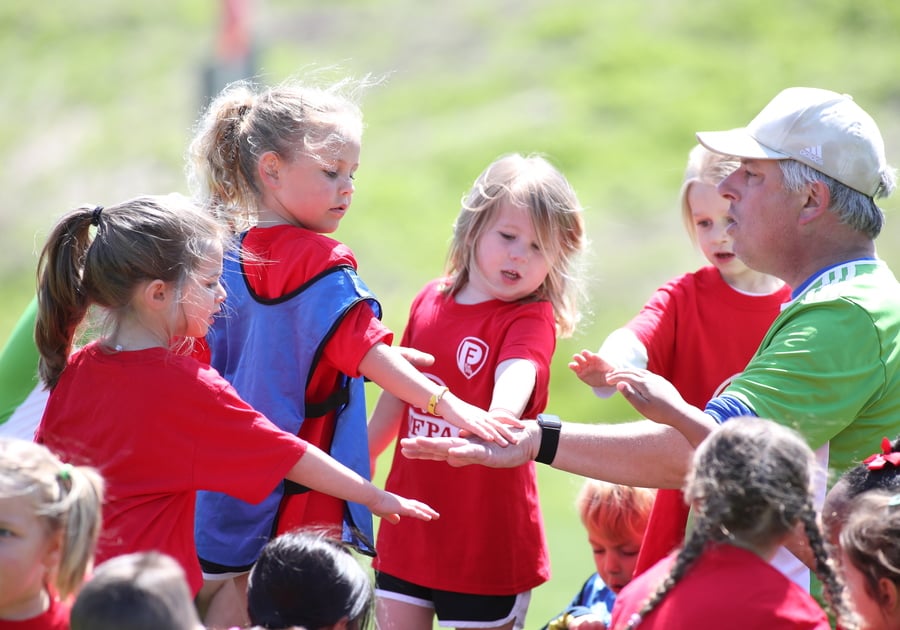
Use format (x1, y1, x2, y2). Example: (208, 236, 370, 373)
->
(374, 571, 530, 628)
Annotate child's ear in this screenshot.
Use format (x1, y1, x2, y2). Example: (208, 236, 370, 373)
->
(41, 528, 64, 573)
(258, 151, 281, 187)
(141, 279, 171, 310)
(878, 576, 899, 613)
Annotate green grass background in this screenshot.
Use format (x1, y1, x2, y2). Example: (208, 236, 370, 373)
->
(3, 1, 900, 626)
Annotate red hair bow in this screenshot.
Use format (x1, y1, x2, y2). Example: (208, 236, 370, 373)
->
(863, 437, 900, 471)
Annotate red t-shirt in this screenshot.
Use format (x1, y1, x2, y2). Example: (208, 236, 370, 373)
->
(628, 267, 789, 576)
(610, 545, 829, 629)
(36, 343, 308, 595)
(0, 592, 70, 630)
(374, 280, 555, 594)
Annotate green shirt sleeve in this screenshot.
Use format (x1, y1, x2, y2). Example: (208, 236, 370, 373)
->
(0, 297, 40, 425)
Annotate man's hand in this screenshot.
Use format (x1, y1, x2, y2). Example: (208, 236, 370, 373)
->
(400, 422, 540, 468)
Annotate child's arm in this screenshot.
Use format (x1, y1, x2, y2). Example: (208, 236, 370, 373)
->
(359, 341, 514, 445)
(368, 390, 405, 474)
(488, 358, 535, 423)
(605, 367, 717, 447)
(285, 442, 439, 523)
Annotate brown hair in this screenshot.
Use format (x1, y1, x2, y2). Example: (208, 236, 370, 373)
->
(35, 194, 230, 388)
(625, 418, 851, 628)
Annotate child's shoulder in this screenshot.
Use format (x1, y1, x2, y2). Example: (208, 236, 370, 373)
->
(247, 225, 357, 269)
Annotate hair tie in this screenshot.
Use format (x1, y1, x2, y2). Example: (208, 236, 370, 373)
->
(91, 205, 104, 226)
(863, 436, 900, 471)
(57, 463, 73, 482)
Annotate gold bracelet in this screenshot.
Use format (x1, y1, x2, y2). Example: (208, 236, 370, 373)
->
(427, 386, 450, 416)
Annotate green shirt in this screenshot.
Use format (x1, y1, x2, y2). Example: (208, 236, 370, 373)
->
(727, 260, 900, 482)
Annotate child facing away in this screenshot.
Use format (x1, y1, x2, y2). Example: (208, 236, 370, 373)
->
(609, 418, 851, 630)
(542, 480, 655, 630)
(32, 195, 438, 616)
(368, 153, 586, 630)
(0, 437, 103, 630)
(569, 144, 790, 579)
(247, 528, 373, 630)
(838, 489, 900, 630)
(186, 77, 510, 624)
(70, 551, 202, 630)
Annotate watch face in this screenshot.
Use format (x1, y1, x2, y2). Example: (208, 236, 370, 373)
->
(538, 414, 561, 428)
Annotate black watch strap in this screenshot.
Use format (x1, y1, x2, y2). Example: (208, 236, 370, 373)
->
(535, 414, 562, 465)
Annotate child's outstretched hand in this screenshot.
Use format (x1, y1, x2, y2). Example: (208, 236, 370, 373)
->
(439, 392, 519, 446)
(370, 489, 440, 524)
(569, 350, 616, 388)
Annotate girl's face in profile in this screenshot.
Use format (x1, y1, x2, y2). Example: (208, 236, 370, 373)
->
(177, 243, 227, 340)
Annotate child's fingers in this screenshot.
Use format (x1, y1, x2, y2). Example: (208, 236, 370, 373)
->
(407, 499, 439, 520)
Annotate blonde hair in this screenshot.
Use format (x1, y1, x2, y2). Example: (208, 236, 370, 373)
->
(187, 76, 370, 231)
(443, 153, 586, 337)
(0, 438, 104, 599)
(625, 418, 851, 629)
(577, 479, 655, 543)
(679, 144, 739, 245)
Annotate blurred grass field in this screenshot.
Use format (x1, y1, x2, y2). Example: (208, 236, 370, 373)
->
(3, 1, 900, 626)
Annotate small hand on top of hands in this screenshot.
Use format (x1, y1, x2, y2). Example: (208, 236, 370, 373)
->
(395, 345, 520, 447)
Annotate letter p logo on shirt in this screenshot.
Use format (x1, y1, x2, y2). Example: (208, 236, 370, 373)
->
(457, 337, 489, 379)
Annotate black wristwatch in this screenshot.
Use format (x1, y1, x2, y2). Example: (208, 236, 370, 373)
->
(535, 413, 562, 465)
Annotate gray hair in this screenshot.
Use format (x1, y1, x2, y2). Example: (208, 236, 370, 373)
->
(779, 160, 894, 239)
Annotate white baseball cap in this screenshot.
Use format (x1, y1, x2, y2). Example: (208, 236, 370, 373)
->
(696, 87, 888, 197)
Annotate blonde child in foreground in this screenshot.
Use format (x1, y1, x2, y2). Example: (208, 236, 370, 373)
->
(187, 78, 511, 626)
(839, 489, 900, 630)
(609, 418, 851, 630)
(32, 195, 437, 623)
(369, 153, 586, 630)
(542, 480, 655, 630)
(0, 437, 103, 630)
(569, 144, 789, 579)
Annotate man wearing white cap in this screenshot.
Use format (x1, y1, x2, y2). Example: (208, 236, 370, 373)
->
(400, 87, 900, 586)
